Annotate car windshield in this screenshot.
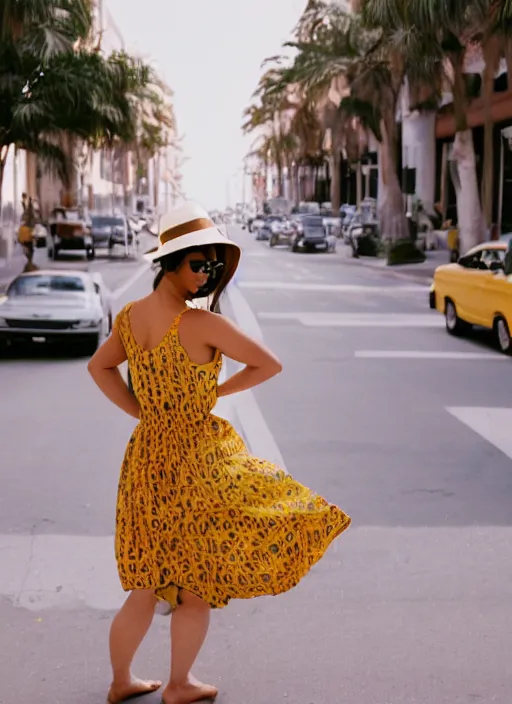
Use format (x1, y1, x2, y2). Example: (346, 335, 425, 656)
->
(92, 217, 124, 227)
(8, 275, 86, 297)
(303, 216, 324, 226)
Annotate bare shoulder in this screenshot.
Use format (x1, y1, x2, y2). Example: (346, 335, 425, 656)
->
(129, 293, 153, 314)
(184, 308, 236, 334)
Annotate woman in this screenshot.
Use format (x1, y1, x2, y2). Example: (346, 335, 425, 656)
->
(88, 202, 351, 704)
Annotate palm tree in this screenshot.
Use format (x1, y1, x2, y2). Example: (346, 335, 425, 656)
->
(411, 0, 489, 252)
(0, 0, 92, 213)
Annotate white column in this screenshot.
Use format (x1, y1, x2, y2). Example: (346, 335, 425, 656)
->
(402, 110, 437, 213)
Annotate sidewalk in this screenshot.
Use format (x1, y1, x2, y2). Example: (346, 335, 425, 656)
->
(339, 245, 449, 284)
(0, 249, 32, 292)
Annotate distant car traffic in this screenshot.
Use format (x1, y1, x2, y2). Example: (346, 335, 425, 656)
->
(47, 207, 94, 261)
(255, 215, 286, 241)
(290, 215, 336, 253)
(0, 270, 112, 354)
(430, 241, 512, 354)
(90, 214, 135, 255)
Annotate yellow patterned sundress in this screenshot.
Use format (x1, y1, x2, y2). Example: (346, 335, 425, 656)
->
(114, 303, 351, 609)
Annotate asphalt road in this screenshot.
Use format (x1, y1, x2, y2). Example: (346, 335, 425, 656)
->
(0, 226, 511, 704)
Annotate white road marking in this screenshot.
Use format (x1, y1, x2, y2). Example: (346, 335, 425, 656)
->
(224, 282, 287, 471)
(111, 263, 151, 300)
(259, 312, 443, 327)
(446, 407, 512, 461)
(239, 281, 427, 293)
(243, 250, 271, 258)
(355, 350, 506, 360)
(3, 526, 512, 611)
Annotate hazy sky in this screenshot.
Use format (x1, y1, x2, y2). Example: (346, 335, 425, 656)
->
(106, 0, 305, 210)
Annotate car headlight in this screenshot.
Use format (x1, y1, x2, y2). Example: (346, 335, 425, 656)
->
(73, 319, 101, 329)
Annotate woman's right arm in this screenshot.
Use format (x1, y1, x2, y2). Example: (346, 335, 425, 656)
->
(87, 329, 140, 419)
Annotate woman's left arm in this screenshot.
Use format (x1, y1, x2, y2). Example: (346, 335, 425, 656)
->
(87, 330, 140, 419)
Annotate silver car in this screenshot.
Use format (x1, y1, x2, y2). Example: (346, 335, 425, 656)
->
(0, 270, 112, 354)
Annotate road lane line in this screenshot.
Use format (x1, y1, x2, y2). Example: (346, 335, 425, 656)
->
(259, 312, 443, 327)
(111, 263, 151, 301)
(225, 282, 287, 471)
(447, 407, 512, 460)
(355, 351, 506, 360)
(239, 281, 427, 292)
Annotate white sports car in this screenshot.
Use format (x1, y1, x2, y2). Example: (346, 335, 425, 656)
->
(0, 269, 112, 354)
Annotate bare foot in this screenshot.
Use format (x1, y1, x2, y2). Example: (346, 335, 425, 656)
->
(107, 677, 163, 703)
(161, 677, 218, 704)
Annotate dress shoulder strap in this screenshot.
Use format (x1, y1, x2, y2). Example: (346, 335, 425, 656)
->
(169, 306, 193, 333)
(113, 303, 134, 350)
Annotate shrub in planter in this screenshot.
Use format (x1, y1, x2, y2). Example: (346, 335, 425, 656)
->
(355, 233, 380, 257)
(386, 238, 426, 266)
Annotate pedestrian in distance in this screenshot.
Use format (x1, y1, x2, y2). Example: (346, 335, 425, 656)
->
(88, 201, 351, 704)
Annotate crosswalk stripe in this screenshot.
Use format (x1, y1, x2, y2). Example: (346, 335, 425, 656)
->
(258, 312, 443, 327)
(3, 526, 512, 611)
(447, 407, 512, 461)
(238, 281, 427, 293)
(355, 350, 506, 360)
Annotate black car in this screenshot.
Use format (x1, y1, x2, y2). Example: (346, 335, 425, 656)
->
(290, 215, 336, 252)
(90, 215, 133, 253)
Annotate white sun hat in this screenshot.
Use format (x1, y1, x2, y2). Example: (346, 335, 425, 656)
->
(144, 201, 240, 262)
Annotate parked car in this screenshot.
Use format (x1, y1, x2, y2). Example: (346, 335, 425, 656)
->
(269, 218, 295, 247)
(46, 207, 94, 261)
(290, 215, 336, 252)
(0, 270, 112, 354)
(256, 215, 286, 241)
(246, 213, 266, 233)
(430, 241, 512, 353)
(90, 214, 135, 255)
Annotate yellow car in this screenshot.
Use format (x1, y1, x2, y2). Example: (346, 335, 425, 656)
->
(430, 241, 512, 354)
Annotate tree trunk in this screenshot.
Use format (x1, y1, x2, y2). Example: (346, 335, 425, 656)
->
(451, 130, 485, 253)
(276, 161, 283, 197)
(379, 117, 409, 242)
(60, 133, 76, 207)
(330, 151, 341, 213)
(448, 53, 485, 251)
(0, 145, 11, 222)
(482, 36, 500, 229)
(0, 157, 6, 219)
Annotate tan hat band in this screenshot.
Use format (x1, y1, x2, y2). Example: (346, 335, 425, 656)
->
(159, 217, 215, 245)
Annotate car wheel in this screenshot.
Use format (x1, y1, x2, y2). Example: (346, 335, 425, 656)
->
(494, 316, 512, 355)
(445, 299, 469, 336)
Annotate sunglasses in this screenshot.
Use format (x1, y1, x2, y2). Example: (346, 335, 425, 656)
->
(189, 259, 224, 276)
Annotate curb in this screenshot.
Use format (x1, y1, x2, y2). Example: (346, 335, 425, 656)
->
(216, 295, 251, 451)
